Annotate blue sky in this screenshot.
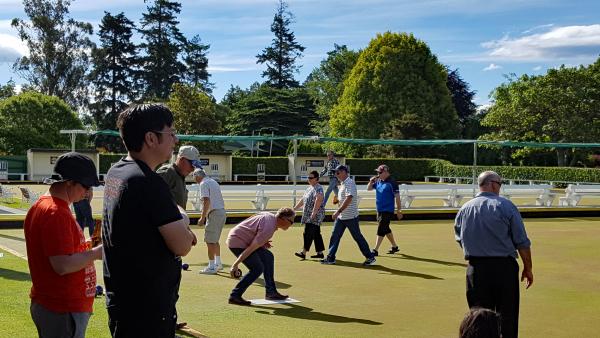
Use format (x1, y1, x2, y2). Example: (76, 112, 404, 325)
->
(1, 0, 599, 107)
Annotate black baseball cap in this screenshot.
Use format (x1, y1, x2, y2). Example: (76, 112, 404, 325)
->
(334, 164, 349, 172)
(53, 152, 101, 188)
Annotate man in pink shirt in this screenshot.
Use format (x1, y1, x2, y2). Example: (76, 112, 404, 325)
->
(226, 207, 295, 305)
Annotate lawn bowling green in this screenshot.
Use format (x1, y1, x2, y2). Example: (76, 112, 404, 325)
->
(1, 217, 599, 337)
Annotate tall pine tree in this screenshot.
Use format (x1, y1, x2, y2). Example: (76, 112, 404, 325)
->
(256, 0, 305, 89)
(139, 0, 187, 100)
(12, 0, 94, 108)
(183, 35, 212, 93)
(89, 12, 139, 130)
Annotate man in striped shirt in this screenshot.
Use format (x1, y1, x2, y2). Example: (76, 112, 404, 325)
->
(321, 165, 376, 266)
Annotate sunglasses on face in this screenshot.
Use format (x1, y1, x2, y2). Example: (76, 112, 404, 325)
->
(286, 218, 294, 225)
(308, 176, 317, 179)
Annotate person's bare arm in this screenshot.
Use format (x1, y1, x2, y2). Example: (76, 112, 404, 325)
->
(518, 247, 533, 289)
(199, 197, 210, 225)
(230, 241, 264, 277)
(159, 207, 196, 256)
(367, 176, 377, 191)
(293, 199, 304, 210)
(395, 193, 403, 220)
(49, 245, 103, 276)
(332, 195, 353, 220)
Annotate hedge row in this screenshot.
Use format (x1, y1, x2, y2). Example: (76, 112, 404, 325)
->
(98, 154, 600, 183)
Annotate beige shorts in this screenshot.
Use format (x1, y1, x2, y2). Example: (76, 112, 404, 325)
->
(204, 208, 226, 243)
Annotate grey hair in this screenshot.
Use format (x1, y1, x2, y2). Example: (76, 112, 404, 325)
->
(276, 207, 295, 219)
(478, 171, 501, 187)
(192, 169, 206, 178)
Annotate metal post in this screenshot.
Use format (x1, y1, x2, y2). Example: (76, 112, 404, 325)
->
(472, 142, 478, 196)
(250, 130, 255, 157)
(292, 137, 298, 206)
(269, 131, 274, 157)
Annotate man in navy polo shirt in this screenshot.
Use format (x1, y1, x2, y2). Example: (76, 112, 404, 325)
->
(367, 164, 402, 256)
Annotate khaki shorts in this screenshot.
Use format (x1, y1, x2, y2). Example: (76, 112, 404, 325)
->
(204, 208, 226, 243)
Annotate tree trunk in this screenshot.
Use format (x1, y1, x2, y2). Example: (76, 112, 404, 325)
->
(556, 149, 567, 166)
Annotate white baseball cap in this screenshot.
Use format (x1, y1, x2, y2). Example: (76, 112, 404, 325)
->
(178, 145, 203, 169)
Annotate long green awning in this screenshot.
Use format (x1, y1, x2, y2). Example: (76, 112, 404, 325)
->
(92, 130, 600, 149)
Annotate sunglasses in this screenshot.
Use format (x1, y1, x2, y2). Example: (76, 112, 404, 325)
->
(308, 176, 317, 179)
(286, 218, 294, 225)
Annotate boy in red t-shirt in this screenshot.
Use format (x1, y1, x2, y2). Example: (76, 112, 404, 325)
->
(24, 152, 103, 338)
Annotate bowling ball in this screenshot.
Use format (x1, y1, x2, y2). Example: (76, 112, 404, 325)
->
(182, 263, 189, 271)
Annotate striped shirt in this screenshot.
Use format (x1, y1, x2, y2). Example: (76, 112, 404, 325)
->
(338, 176, 359, 220)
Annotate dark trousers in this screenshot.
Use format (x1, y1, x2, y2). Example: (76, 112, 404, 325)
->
(466, 257, 520, 338)
(303, 222, 325, 252)
(229, 247, 277, 298)
(327, 217, 373, 260)
(108, 311, 176, 338)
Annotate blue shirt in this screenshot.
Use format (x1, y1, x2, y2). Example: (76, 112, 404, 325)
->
(454, 192, 531, 259)
(374, 178, 399, 212)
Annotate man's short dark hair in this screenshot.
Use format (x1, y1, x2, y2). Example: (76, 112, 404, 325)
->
(459, 308, 502, 338)
(117, 104, 174, 152)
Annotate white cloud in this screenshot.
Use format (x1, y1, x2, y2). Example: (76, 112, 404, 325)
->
(0, 33, 27, 63)
(533, 65, 542, 71)
(481, 24, 600, 61)
(521, 24, 554, 35)
(483, 63, 502, 71)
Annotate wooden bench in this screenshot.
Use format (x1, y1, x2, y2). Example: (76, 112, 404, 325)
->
(559, 184, 600, 206)
(500, 184, 556, 206)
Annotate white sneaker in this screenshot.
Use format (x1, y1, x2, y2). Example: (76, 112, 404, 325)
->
(199, 266, 218, 274)
(216, 264, 224, 271)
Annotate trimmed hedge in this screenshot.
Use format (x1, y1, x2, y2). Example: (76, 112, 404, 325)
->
(232, 157, 289, 175)
(346, 158, 443, 181)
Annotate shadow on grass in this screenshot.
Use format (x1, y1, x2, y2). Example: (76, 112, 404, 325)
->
(208, 271, 292, 290)
(0, 233, 26, 242)
(387, 254, 467, 267)
(332, 259, 443, 280)
(253, 303, 383, 325)
(0, 267, 30, 281)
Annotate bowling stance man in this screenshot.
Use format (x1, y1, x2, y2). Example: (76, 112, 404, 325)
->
(226, 208, 295, 305)
(24, 152, 103, 338)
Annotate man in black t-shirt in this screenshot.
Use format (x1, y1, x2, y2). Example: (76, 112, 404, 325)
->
(102, 104, 197, 337)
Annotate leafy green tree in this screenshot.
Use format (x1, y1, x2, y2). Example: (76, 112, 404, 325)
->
(168, 83, 222, 135)
(305, 44, 359, 135)
(183, 35, 212, 93)
(482, 62, 600, 166)
(225, 84, 316, 138)
(446, 67, 477, 137)
(12, 0, 94, 108)
(139, 0, 187, 100)
(256, 0, 305, 89)
(89, 12, 139, 129)
(0, 80, 16, 100)
(329, 32, 459, 156)
(0, 91, 83, 155)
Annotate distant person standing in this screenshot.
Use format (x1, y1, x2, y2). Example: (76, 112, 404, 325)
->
(367, 164, 402, 256)
(73, 189, 95, 237)
(103, 104, 196, 337)
(193, 169, 227, 274)
(24, 152, 103, 338)
(454, 171, 533, 338)
(157, 145, 203, 209)
(321, 165, 376, 266)
(293, 170, 326, 260)
(320, 150, 340, 206)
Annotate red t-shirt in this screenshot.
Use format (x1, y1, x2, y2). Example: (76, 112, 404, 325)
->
(24, 195, 96, 313)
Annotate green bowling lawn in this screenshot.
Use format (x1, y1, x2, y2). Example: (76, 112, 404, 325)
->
(1, 217, 599, 337)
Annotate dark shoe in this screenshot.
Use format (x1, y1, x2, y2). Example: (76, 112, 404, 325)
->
(228, 296, 251, 306)
(310, 252, 324, 259)
(371, 249, 378, 256)
(176, 322, 187, 330)
(363, 257, 377, 266)
(266, 292, 289, 301)
(387, 246, 400, 254)
(294, 251, 306, 259)
(320, 256, 336, 265)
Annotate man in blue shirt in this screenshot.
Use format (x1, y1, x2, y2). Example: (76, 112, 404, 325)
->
(367, 164, 402, 256)
(454, 171, 534, 338)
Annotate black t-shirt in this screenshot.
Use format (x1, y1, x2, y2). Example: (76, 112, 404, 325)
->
(102, 158, 183, 319)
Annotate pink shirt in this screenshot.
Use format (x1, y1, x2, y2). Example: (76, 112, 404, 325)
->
(226, 212, 278, 248)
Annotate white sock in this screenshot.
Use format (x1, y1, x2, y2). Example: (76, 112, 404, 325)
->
(215, 256, 222, 266)
(208, 260, 215, 269)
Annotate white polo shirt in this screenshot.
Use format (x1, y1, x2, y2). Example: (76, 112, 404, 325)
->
(338, 176, 359, 220)
(200, 177, 225, 211)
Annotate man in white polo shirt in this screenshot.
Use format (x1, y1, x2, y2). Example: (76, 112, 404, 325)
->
(194, 169, 227, 274)
(321, 165, 376, 266)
